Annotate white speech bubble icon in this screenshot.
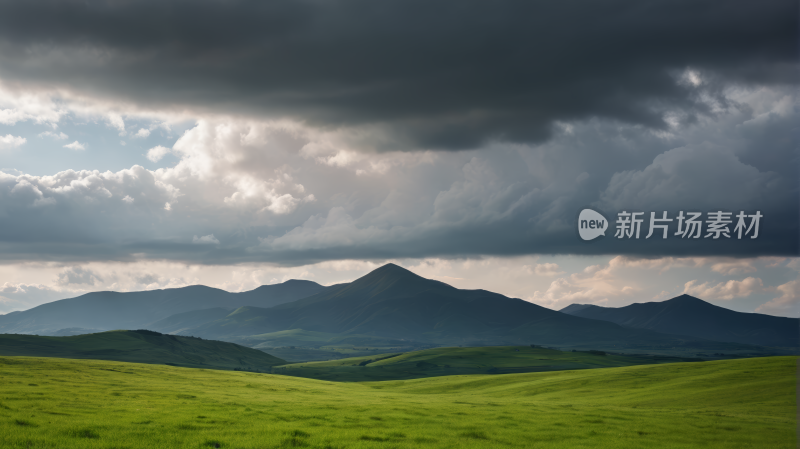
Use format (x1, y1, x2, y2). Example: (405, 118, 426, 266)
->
(578, 209, 608, 241)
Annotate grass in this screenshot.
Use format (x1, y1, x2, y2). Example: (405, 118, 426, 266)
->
(274, 345, 703, 381)
(0, 355, 795, 448)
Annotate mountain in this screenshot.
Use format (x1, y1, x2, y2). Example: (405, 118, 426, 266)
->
(560, 294, 799, 348)
(0, 280, 326, 335)
(181, 264, 771, 354)
(0, 330, 286, 371)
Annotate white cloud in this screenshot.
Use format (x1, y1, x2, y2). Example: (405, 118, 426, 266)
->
(756, 277, 799, 316)
(169, 120, 315, 215)
(533, 263, 565, 277)
(38, 131, 68, 140)
(122, 195, 134, 203)
(146, 145, 171, 162)
(0, 134, 26, 149)
(193, 234, 220, 245)
(683, 277, 763, 300)
(0, 85, 66, 126)
(527, 258, 641, 309)
(63, 141, 86, 151)
(56, 266, 103, 286)
(709, 260, 758, 276)
(595, 256, 781, 276)
(652, 290, 672, 300)
(107, 113, 126, 136)
(529, 276, 627, 310)
(135, 128, 151, 138)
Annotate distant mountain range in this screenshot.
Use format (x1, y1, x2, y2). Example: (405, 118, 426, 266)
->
(182, 264, 692, 348)
(0, 264, 795, 357)
(560, 295, 799, 348)
(157, 264, 790, 356)
(0, 280, 326, 335)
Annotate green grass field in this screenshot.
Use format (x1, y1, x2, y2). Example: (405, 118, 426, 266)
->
(275, 346, 703, 381)
(0, 355, 795, 448)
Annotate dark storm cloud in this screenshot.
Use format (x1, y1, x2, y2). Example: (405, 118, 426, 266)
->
(0, 0, 795, 150)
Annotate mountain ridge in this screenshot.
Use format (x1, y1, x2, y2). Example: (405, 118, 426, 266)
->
(178, 265, 773, 356)
(0, 279, 327, 335)
(560, 294, 799, 347)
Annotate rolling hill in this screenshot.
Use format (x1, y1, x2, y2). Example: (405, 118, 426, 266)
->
(275, 345, 702, 381)
(0, 279, 327, 335)
(0, 330, 285, 371)
(0, 355, 795, 448)
(560, 294, 800, 348)
(180, 264, 776, 355)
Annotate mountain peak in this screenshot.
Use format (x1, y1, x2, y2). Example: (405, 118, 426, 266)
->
(559, 303, 597, 314)
(373, 263, 416, 274)
(334, 263, 438, 299)
(357, 263, 427, 283)
(664, 294, 709, 306)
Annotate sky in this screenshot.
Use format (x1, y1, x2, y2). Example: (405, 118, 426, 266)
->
(0, 0, 797, 317)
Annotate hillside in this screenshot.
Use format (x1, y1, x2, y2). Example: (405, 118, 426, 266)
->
(147, 307, 233, 334)
(561, 294, 800, 348)
(0, 355, 794, 448)
(0, 330, 285, 371)
(183, 264, 777, 356)
(0, 279, 326, 335)
(275, 345, 702, 381)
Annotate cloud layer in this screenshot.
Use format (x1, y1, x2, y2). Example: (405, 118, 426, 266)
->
(0, 85, 796, 264)
(0, 0, 795, 267)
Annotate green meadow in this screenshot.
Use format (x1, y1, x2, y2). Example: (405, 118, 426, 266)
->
(0, 355, 795, 448)
(275, 345, 702, 381)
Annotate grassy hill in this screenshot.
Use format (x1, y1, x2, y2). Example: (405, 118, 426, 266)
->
(0, 330, 285, 371)
(274, 345, 703, 381)
(0, 355, 794, 448)
(561, 294, 800, 348)
(231, 328, 429, 362)
(244, 328, 413, 348)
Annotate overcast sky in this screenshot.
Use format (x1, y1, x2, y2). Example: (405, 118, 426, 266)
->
(0, 0, 796, 316)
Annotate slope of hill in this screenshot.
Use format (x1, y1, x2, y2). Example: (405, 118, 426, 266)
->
(0, 355, 794, 448)
(0, 279, 326, 335)
(275, 345, 702, 381)
(147, 307, 233, 334)
(0, 330, 285, 370)
(183, 264, 776, 355)
(561, 294, 800, 348)
(40, 327, 108, 336)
